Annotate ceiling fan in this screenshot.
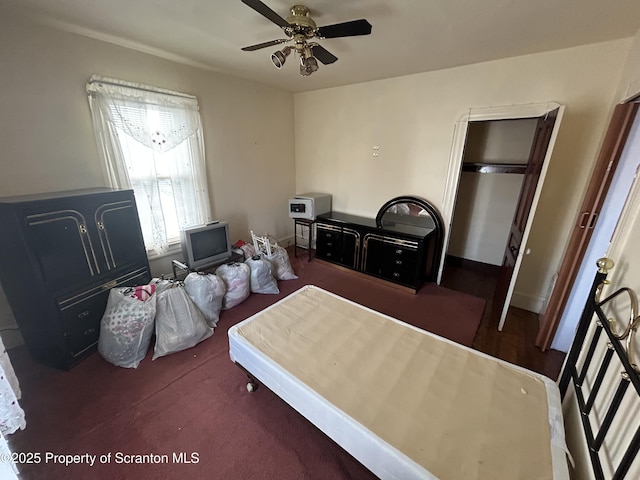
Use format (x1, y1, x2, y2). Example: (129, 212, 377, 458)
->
(240, 0, 372, 76)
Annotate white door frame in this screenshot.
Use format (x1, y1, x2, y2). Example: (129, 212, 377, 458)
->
(438, 102, 565, 330)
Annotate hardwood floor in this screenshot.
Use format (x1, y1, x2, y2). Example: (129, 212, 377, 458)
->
(441, 256, 566, 380)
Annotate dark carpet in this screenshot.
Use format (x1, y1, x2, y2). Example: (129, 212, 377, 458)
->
(8, 255, 485, 480)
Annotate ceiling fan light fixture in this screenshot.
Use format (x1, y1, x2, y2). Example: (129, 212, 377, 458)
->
(241, 1, 372, 77)
(271, 46, 291, 68)
(300, 55, 318, 76)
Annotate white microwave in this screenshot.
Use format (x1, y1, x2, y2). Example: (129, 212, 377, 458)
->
(288, 193, 332, 220)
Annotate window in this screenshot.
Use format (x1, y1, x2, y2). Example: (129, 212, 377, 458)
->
(87, 76, 211, 255)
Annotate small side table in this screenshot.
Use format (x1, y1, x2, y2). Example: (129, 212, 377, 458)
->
(293, 218, 315, 262)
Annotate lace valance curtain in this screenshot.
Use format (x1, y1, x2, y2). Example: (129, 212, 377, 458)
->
(88, 76, 201, 152)
(87, 76, 211, 253)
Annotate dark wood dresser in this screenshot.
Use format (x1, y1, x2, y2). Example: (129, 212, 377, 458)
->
(0, 188, 151, 369)
(315, 197, 443, 292)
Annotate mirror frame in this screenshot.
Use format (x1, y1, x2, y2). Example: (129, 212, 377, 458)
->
(376, 196, 444, 282)
(376, 196, 441, 230)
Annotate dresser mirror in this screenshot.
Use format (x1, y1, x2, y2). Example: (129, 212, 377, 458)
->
(376, 196, 439, 233)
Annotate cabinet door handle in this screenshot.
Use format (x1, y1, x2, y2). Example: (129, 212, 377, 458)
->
(326, 252, 332, 257)
(84, 328, 96, 336)
(393, 272, 400, 278)
(395, 260, 403, 265)
(325, 233, 331, 237)
(102, 280, 117, 290)
(327, 242, 332, 246)
(395, 249, 403, 255)
(77, 310, 90, 319)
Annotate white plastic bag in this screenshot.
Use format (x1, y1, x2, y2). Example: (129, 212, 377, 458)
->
(184, 272, 226, 327)
(266, 245, 298, 280)
(151, 277, 175, 294)
(238, 243, 256, 260)
(153, 284, 213, 360)
(98, 286, 156, 368)
(245, 255, 279, 294)
(216, 262, 251, 309)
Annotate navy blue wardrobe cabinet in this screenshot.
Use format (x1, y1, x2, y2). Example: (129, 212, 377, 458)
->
(0, 188, 151, 369)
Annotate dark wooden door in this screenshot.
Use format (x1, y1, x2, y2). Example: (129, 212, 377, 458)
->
(493, 109, 559, 323)
(536, 103, 639, 350)
(341, 229, 359, 269)
(363, 235, 385, 276)
(22, 203, 101, 291)
(95, 195, 148, 272)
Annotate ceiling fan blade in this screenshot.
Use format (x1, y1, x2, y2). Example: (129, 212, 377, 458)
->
(241, 39, 289, 51)
(310, 44, 338, 65)
(316, 19, 372, 38)
(241, 0, 290, 29)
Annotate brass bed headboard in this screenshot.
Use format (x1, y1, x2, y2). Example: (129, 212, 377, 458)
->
(559, 258, 640, 479)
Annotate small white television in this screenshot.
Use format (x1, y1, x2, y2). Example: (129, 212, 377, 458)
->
(180, 221, 231, 270)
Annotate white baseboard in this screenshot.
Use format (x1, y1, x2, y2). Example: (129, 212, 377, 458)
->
(276, 234, 295, 248)
(510, 291, 545, 314)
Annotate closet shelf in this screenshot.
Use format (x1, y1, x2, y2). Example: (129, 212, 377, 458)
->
(462, 162, 527, 174)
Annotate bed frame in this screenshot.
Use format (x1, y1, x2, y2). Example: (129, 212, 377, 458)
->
(558, 257, 640, 479)
(230, 285, 569, 479)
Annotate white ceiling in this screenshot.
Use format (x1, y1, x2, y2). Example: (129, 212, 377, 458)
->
(3, 0, 640, 93)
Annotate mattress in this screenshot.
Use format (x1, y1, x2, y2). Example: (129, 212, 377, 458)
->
(228, 285, 569, 479)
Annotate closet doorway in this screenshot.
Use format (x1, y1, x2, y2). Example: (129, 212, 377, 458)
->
(438, 103, 564, 331)
(444, 118, 538, 299)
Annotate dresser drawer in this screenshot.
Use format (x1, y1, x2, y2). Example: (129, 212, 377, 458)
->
(380, 263, 416, 285)
(317, 224, 350, 264)
(317, 227, 342, 245)
(382, 245, 418, 271)
(316, 228, 342, 259)
(56, 267, 151, 358)
(380, 240, 419, 286)
(58, 290, 108, 357)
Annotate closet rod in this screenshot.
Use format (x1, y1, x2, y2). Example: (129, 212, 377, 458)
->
(462, 163, 527, 174)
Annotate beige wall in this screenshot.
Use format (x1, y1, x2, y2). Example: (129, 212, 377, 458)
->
(294, 39, 629, 314)
(0, 14, 295, 347)
(464, 119, 538, 164)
